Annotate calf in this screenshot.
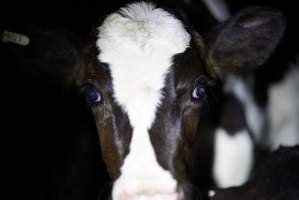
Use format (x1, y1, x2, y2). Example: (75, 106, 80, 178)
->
(209, 0, 299, 189)
(72, 1, 286, 200)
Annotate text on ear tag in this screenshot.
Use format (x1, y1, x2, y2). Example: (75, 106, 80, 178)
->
(1, 30, 30, 46)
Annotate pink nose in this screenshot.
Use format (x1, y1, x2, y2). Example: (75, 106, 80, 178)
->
(121, 192, 180, 200)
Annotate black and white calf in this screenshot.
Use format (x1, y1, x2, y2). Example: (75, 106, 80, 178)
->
(180, 0, 299, 190)
(207, 0, 299, 189)
(74, 1, 286, 199)
(6, 0, 297, 199)
(77, 1, 286, 199)
(4, 0, 283, 199)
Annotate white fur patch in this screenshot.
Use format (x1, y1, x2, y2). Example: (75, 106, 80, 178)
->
(268, 60, 299, 150)
(224, 75, 265, 142)
(97, 1, 190, 129)
(97, 2, 190, 199)
(213, 128, 254, 188)
(112, 129, 178, 199)
(208, 190, 216, 197)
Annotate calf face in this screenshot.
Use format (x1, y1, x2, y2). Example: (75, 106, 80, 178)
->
(77, 2, 285, 200)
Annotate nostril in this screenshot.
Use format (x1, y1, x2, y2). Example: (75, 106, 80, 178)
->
(124, 192, 179, 200)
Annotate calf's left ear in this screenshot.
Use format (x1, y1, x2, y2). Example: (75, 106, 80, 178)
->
(204, 6, 286, 78)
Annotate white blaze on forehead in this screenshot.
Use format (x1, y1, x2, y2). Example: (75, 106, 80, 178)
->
(96, 1, 190, 199)
(97, 1, 190, 128)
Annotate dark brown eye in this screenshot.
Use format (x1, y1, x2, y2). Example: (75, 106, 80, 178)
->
(85, 84, 102, 106)
(192, 81, 207, 101)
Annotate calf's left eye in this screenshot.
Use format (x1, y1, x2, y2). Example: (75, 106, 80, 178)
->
(192, 82, 207, 101)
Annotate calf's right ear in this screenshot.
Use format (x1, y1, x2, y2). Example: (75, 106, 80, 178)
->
(204, 6, 286, 79)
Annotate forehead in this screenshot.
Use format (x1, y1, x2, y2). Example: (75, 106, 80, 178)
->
(96, 2, 191, 127)
(97, 2, 190, 59)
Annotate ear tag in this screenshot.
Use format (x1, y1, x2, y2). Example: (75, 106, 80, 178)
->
(1, 30, 30, 46)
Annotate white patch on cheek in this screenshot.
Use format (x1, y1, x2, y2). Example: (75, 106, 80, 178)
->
(213, 128, 254, 188)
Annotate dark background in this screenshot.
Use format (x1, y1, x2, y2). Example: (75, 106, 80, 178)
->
(2, 0, 298, 200)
